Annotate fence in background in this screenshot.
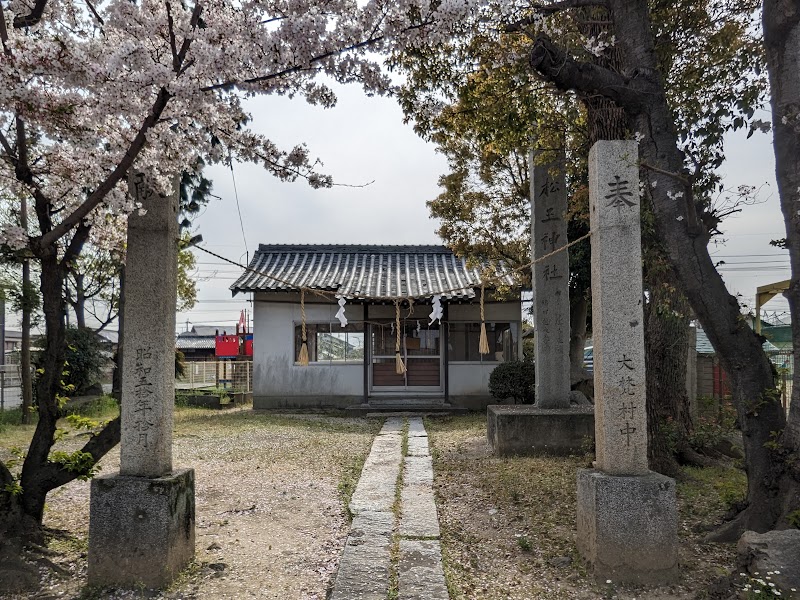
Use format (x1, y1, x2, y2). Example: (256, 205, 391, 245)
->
(0, 364, 24, 411)
(175, 360, 252, 393)
(769, 350, 794, 415)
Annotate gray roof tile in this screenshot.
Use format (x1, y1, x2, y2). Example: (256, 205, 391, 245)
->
(230, 244, 518, 300)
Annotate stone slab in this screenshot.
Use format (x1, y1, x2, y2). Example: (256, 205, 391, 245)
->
(404, 456, 434, 486)
(349, 431, 402, 514)
(588, 140, 648, 475)
(487, 405, 594, 456)
(407, 435, 430, 456)
(398, 539, 449, 600)
(531, 149, 571, 408)
(400, 483, 440, 538)
(576, 469, 678, 584)
(380, 417, 405, 435)
(407, 417, 427, 437)
(330, 511, 394, 600)
(88, 469, 195, 588)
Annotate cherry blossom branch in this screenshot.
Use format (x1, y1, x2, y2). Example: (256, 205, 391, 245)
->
(84, 0, 104, 27)
(201, 18, 430, 93)
(36, 86, 173, 250)
(0, 2, 12, 56)
(504, 0, 608, 32)
(165, 2, 181, 72)
(12, 0, 49, 28)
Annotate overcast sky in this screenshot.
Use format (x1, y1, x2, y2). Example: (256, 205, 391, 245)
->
(176, 82, 789, 333)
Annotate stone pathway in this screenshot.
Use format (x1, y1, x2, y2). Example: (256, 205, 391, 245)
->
(330, 416, 448, 600)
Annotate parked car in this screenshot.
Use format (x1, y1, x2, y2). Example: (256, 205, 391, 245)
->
(583, 346, 594, 374)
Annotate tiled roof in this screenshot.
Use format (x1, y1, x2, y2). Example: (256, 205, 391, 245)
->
(176, 336, 215, 350)
(230, 244, 518, 300)
(696, 326, 780, 355)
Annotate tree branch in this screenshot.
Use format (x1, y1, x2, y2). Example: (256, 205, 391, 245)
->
(84, 0, 104, 26)
(175, 3, 203, 72)
(36, 87, 173, 250)
(504, 0, 608, 32)
(38, 417, 121, 490)
(12, 0, 49, 28)
(528, 34, 655, 112)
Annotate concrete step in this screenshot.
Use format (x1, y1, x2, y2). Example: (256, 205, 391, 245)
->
(345, 403, 468, 416)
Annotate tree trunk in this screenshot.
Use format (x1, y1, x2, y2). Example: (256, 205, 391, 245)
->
(569, 293, 590, 380)
(761, 0, 800, 529)
(643, 261, 692, 477)
(19, 261, 33, 425)
(577, 8, 693, 470)
(763, 0, 800, 452)
(18, 251, 67, 525)
(19, 196, 33, 425)
(607, 0, 787, 538)
(528, 0, 790, 537)
(72, 273, 86, 330)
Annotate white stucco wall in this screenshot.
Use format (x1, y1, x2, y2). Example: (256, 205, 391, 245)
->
(253, 293, 363, 405)
(252, 292, 522, 408)
(447, 301, 523, 400)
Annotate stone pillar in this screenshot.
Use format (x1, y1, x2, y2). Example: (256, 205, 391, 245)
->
(486, 149, 594, 456)
(88, 173, 195, 588)
(531, 149, 570, 408)
(577, 140, 677, 584)
(119, 172, 178, 477)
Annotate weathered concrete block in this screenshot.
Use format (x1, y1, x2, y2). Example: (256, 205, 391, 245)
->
(576, 469, 677, 584)
(407, 435, 430, 456)
(88, 469, 195, 589)
(398, 539, 449, 600)
(330, 511, 393, 600)
(487, 405, 594, 456)
(400, 483, 440, 538)
(349, 432, 402, 515)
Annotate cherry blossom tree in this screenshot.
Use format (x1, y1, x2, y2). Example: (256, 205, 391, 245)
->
(0, 0, 477, 546)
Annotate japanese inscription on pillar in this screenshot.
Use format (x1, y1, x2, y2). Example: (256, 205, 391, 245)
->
(120, 172, 179, 478)
(530, 149, 571, 408)
(589, 140, 648, 475)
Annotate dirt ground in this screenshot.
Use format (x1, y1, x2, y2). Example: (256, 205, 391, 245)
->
(0, 409, 763, 599)
(425, 414, 748, 600)
(0, 408, 380, 600)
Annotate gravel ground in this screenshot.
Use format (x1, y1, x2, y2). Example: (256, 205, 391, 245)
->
(0, 407, 380, 600)
(426, 414, 746, 600)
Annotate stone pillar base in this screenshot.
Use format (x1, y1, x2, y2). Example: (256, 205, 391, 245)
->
(577, 469, 677, 585)
(487, 405, 595, 455)
(88, 469, 195, 588)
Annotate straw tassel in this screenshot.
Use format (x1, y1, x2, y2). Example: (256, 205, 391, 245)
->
(298, 290, 309, 366)
(479, 284, 490, 355)
(395, 300, 406, 375)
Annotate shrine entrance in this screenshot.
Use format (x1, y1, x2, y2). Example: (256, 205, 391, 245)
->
(369, 319, 442, 393)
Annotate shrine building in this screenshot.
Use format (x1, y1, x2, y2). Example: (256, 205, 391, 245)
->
(230, 244, 523, 411)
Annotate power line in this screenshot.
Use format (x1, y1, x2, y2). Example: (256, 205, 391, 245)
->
(229, 155, 249, 264)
